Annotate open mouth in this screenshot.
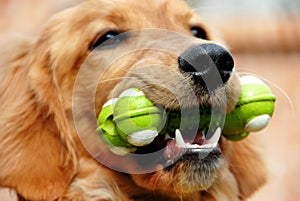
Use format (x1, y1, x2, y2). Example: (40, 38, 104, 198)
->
(97, 88, 224, 168)
(134, 126, 222, 166)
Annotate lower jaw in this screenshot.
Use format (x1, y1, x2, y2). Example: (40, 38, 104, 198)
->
(131, 144, 222, 174)
(132, 161, 221, 195)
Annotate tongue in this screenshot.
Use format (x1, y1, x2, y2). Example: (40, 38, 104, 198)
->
(193, 130, 205, 145)
(164, 139, 182, 161)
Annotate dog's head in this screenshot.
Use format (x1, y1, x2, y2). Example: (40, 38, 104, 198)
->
(63, 0, 241, 194)
(1, 0, 266, 200)
(60, 1, 244, 196)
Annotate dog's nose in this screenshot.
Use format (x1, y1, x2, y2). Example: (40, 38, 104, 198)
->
(178, 44, 234, 90)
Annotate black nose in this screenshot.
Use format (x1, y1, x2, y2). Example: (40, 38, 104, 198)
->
(178, 44, 234, 90)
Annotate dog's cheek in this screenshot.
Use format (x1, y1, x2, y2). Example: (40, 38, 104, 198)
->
(221, 136, 267, 199)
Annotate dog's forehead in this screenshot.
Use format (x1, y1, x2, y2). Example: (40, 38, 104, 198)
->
(83, 0, 197, 31)
(37, 0, 210, 77)
(87, 0, 191, 13)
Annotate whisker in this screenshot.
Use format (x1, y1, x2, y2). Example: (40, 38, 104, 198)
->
(236, 68, 260, 75)
(237, 71, 295, 114)
(125, 58, 157, 63)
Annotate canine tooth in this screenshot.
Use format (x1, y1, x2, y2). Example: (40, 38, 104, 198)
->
(127, 130, 158, 146)
(207, 127, 221, 147)
(175, 129, 186, 147)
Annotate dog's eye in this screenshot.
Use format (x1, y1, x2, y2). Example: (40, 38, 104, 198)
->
(90, 30, 124, 50)
(191, 26, 208, 40)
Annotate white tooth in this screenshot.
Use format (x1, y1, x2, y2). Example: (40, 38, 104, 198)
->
(206, 127, 221, 147)
(186, 143, 201, 149)
(164, 133, 171, 141)
(200, 143, 217, 149)
(186, 142, 217, 149)
(175, 129, 186, 147)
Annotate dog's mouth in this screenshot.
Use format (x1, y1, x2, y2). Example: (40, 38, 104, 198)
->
(97, 87, 226, 170)
(134, 124, 222, 168)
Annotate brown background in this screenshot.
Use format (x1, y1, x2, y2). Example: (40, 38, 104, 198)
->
(1, 0, 300, 200)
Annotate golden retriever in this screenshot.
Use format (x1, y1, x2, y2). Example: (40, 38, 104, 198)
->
(0, 0, 266, 200)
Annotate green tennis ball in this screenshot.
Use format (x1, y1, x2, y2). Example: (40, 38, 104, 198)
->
(223, 76, 276, 141)
(97, 88, 166, 148)
(97, 98, 133, 148)
(113, 88, 166, 146)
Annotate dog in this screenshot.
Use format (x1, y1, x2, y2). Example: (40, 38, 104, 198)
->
(0, 0, 266, 200)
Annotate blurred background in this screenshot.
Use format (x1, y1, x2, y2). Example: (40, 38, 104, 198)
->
(0, 0, 299, 200)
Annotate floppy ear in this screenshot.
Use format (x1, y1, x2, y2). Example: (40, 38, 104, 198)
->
(0, 38, 77, 200)
(226, 136, 267, 200)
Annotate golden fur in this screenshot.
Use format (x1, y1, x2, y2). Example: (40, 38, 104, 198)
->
(0, 0, 266, 200)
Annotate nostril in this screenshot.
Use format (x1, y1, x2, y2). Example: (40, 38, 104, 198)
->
(178, 44, 234, 89)
(202, 44, 234, 73)
(178, 47, 213, 75)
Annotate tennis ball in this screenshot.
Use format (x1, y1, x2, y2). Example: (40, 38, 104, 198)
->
(113, 88, 166, 146)
(97, 98, 133, 148)
(223, 76, 276, 141)
(97, 88, 166, 148)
